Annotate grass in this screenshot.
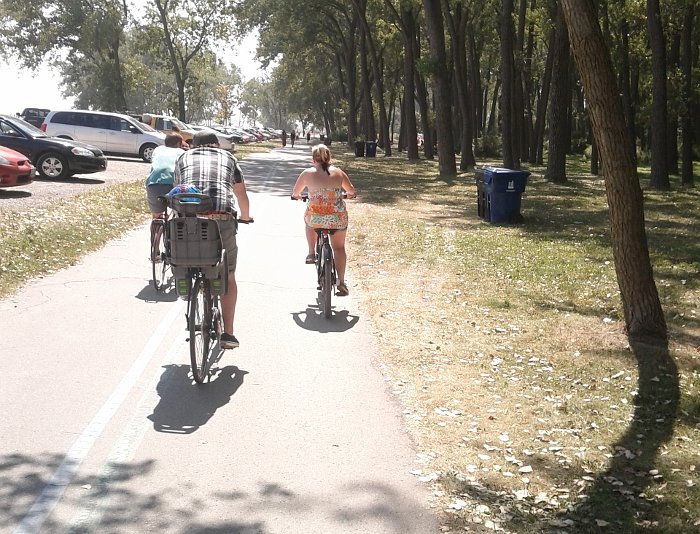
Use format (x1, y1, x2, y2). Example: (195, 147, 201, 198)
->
(0, 141, 276, 297)
(0, 143, 697, 532)
(334, 150, 699, 533)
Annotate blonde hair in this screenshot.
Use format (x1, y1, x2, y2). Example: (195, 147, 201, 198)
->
(312, 144, 332, 175)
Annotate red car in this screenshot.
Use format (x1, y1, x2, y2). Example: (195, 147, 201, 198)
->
(0, 145, 35, 188)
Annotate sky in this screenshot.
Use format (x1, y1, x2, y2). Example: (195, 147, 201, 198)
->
(0, 32, 263, 117)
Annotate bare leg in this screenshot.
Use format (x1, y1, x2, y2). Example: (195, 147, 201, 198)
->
(305, 225, 317, 257)
(221, 272, 237, 335)
(150, 212, 165, 257)
(330, 230, 347, 283)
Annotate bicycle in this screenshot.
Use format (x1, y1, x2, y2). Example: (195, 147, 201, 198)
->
(292, 192, 349, 319)
(150, 208, 172, 291)
(162, 192, 230, 383)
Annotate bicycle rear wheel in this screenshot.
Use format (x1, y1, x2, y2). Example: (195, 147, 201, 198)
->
(320, 244, 333, 319)
(189, 276, 212, 383)
(151, 220, 168, 291)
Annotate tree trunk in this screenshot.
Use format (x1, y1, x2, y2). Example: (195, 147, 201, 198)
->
(423, 0, 457, 176)
(545, 4, 570, 183)
(413, 24, 434, 160)
(500, 0, 517, 168)
(400, 6, 420, 160)
(532, 26, 554, 165)
(618, 19, 638, 163)
(680, 2, 695, 187)
(667, 31, 681, 175)
(647, 0, 670, 190)
(352, 0, 391, 155)
(560, 0, 667, 342)
(442, 0, 476, 170)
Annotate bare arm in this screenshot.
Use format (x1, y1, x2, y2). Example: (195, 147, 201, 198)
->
(340, 169, 356, 198)
(233, 182, 251, 221)
(291, 170, 308, 199)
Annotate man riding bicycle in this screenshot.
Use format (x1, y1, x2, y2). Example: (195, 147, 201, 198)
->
(173, 130, 252, 349)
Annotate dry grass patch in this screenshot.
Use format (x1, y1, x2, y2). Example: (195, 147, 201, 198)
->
(340, 151, 699, 533)
(0, 145, 274, 298)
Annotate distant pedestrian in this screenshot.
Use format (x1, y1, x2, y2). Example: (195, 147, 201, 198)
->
(290, 130, 296, 147)
(307, 132, 311, 143)
(282, 129, 287, 147)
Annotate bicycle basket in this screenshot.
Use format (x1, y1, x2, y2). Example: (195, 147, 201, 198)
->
(168, 217, 222, 268)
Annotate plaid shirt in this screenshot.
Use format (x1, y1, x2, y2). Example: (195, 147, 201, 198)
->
(173, 147, 244, 214)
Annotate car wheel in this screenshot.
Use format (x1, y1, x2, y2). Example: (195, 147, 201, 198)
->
(37, 152, 69, 179)
(140, 143, 157, 162)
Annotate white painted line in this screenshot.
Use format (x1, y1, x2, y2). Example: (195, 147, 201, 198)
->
(13, 300, 185, 534)
(66, 330, 187, 532)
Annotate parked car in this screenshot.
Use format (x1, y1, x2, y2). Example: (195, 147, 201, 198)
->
(0, 145, 35, 188)
(41, 110, 166, 162)
(140, 113, 197, 145)
(19, 107, 51, 128)
(0, 114, 107, 179)
(187, 124, 235, 151)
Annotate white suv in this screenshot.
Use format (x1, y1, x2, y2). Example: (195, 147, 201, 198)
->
(42, 110, 166, 162)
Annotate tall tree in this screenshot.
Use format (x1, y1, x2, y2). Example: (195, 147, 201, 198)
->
(646, 0, 670, 190)
(385, 0, 420, 160)
(442, 0, 477, 170)
(500, 0, 518, 168)
(679, 1, 695, 187)
(544, 3, 570, 183)
(149, 0, 235, 121)
(560, 0, 666, 342)
(423, 0, 457, 176)
(0, 0, 130, 110)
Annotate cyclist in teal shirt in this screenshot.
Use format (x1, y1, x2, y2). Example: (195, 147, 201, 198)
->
(145, 133, 185, 218)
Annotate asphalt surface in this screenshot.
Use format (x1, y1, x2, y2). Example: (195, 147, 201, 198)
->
(0, 144, 439, 533)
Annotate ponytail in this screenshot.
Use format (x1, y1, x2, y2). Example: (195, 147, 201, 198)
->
(312, 144, 332, 175)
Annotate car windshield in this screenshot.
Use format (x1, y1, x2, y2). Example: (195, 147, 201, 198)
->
(134, 120, 156, 132)
(6, 116, 48, 137)
(171, 117, 189, 130)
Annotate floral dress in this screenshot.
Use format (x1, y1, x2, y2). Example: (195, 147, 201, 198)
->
(304, 188, 348, 230)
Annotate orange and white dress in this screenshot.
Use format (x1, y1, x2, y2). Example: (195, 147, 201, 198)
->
(304, 188, 348, 230)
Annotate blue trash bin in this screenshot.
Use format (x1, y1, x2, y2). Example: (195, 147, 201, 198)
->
(475, 167, 529, 223)
(365, 141, 377, 157)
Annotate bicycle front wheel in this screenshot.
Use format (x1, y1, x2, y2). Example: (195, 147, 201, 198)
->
(189, 276, 212, 383)
(321, 244, 333, 319)
(151, 220, 168, 291)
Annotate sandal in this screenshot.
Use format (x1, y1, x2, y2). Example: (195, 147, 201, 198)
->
(305, 254, 316, 264)
(336, 282, 349, 296)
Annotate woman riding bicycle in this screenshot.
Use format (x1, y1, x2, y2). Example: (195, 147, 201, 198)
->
(291, 144, 355, 296)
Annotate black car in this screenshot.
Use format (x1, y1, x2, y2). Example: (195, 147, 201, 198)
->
(0, 114, 107, 179)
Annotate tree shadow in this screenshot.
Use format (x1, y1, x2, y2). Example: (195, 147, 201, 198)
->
(556, 339, 680, 532)
(3, 455, 435, 533)
(147, 364, 248, 434)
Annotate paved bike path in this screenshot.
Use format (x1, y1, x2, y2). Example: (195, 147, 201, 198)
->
(0, 145, 439, 533)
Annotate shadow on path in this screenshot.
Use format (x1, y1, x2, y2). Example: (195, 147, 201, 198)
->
(291, 306, 360, 333)
(148, 364, 248, 434)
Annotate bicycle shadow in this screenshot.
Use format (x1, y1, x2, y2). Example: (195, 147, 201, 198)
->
(291, 306, 360, 333)
(135, 282, 179, 303)
(147, 364, 248, 434)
